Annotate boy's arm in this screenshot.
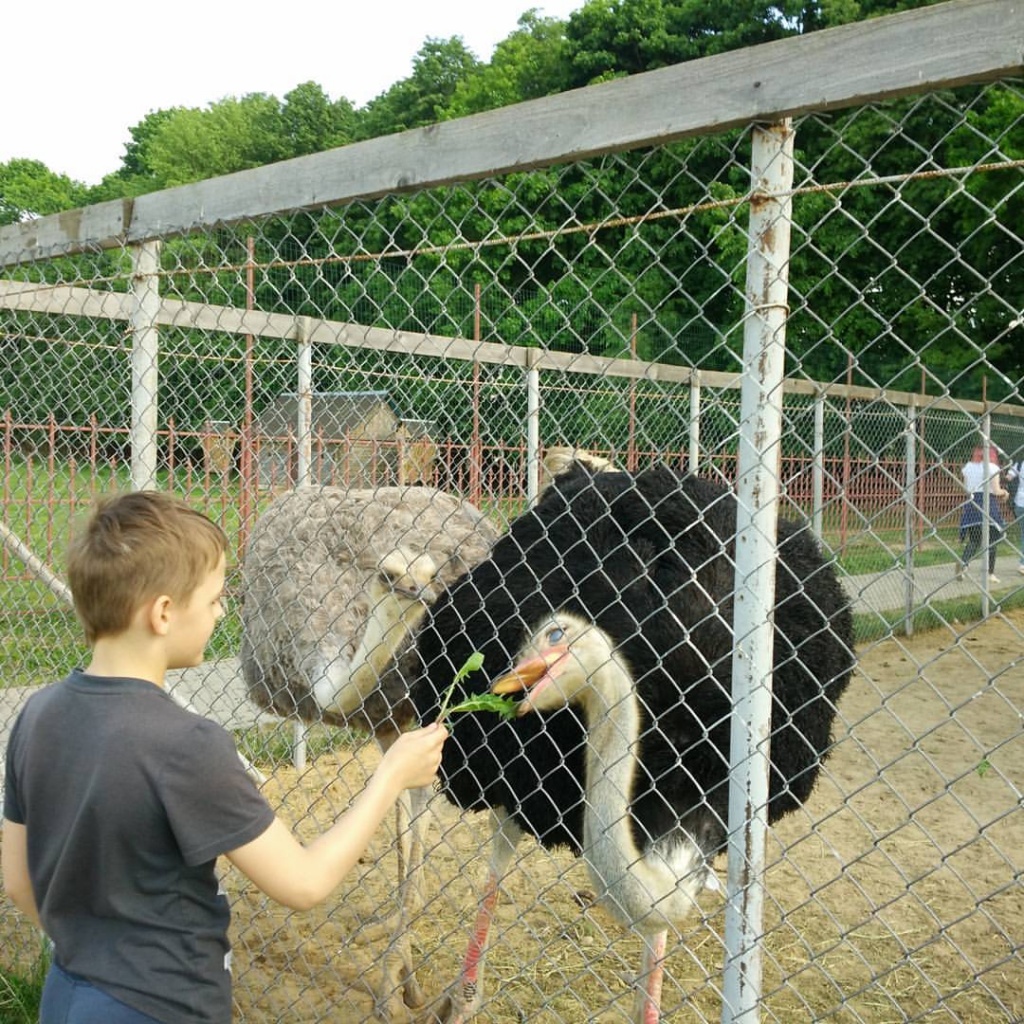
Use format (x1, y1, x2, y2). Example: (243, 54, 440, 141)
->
(1, 819, 42, 929)
(225, 723, 445, 911)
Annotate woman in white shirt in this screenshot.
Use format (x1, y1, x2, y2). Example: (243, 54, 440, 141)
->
(1004, 452, 1024, 575)
(957, 444, 1007, 582)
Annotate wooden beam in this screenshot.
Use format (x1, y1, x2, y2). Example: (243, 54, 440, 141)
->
(4, 279, 1020, 419)
(0, 0, 1020, 266)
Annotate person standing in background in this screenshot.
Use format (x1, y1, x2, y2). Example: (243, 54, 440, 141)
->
(1004, 450, 1024, 576)
(957, 444, 1007, 583)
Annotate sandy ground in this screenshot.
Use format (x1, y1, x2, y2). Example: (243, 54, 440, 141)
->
(215, 607, 1023, 1023)
(2, 593, 1022, 1023)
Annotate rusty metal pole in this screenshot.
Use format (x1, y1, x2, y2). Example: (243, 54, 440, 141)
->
(840, 352, 853, 552)
(722, 118, 794, 1024)
(295, 317, 313, 490)
(812, 391, 824, 541)
(526, 350, 541, 505)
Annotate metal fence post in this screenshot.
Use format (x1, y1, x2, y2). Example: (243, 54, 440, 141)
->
(981, 411, 993, 613)
(813, 392, 825, 542)
(294, 316, 314, 772)
(296, 317, 313, 489)
(904, 401, 918, 633)
(722, 118, 795, 1024)
(130, 241, 161, 490)
(526, 353, 541, 504)
(689, 371, 702, 474)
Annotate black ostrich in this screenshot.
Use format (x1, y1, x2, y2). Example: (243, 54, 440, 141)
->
(408, 460, 855, 1023)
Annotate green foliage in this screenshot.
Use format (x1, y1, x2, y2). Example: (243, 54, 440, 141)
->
(0, 159, 88, 225)
(2, 0, 1015, 439)
(357, 37, 480, 139)
(787, 82, 1023, 401)
(280, 82, 356, 157)
(142, 94, 289, 186)
(435, 651, 486, 721)
(443, 692, 519, 720)
(448, 12, 570, 117)
(435, 652, 519, 723)
(563, 0, 818, 87)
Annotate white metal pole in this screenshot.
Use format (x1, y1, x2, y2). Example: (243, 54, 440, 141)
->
(296, 317, 313, 489)
(722, 118, 795, 1024)
(904, 402, 918, 633)
(130, 241, 161, 491)
(689, 372, 702, 474)
(0, 521, 73, 604)
(294, 316, 313, 771)
(981, 412, 993, 613)
(812, 394, 824, 542)
(526, 354, 541, 505)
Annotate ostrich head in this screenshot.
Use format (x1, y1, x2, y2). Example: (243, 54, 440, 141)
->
(492, 611, 624, 718)
(312, 546, 439, 717)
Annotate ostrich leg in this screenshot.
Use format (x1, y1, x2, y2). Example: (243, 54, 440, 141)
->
(375, 783, 431, 1018)
(633, 930, 668, 1024)
(433, 810, 522, 1024)
(374, 731, 431, 1021)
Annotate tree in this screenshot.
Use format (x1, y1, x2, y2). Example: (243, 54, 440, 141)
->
(447, 11, 571, 117)
(119, 108, 184, 179)
(563, 0, 819, 87)
(140, 93, 291, 186)
(280, 82, 356, 157)
(0, 159, 87, 225)
(357, 37, 480, 138)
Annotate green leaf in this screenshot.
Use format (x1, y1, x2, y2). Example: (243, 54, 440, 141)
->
(444, 692, 518, 720)
(453, 650, 485, 685)
(436, 652, 510, 722)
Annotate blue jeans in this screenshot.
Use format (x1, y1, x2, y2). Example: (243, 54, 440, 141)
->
(41, 961, 165, 1024)
(1017, 507, 1024, 563)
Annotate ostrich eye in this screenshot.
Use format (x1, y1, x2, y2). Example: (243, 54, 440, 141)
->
(547, 626, 566, 644)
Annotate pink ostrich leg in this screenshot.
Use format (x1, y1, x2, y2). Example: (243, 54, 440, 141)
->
(439, 811, 522, 1024)
(636, 929, 668, 1024)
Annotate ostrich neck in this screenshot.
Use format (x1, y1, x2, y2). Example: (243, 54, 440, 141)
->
(580, 654, 648, 876)
(577, 652, 705, 930)
(314, 599, 425, 715)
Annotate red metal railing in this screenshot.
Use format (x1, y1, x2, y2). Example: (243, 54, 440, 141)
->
(1, 413, 970, 586)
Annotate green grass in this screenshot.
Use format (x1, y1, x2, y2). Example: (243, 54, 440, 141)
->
(0, 572, 243, 689)
(852, 582, 1024, 644)
(235, 721, 360, 768)
(2, 455, 1016, 691)
(0, 937, 50, 1024)
(0, 460, 254, 688)
(829, 524, 966, 576)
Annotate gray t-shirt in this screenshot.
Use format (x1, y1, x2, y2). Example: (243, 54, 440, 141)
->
(4, 670, 276, 1024)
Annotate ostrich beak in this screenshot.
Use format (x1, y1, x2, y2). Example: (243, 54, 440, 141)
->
(491, 644, 570, 715)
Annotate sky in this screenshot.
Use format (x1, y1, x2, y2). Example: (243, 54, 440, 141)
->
(3, 0, 583, 187)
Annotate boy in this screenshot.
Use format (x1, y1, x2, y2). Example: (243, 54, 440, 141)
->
(2, 491, 446, 1024)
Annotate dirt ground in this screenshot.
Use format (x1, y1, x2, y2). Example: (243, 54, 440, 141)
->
(218, 609, 1024, 1024)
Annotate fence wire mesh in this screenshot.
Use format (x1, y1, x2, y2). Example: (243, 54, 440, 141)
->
(1, 14, 1023, 1024)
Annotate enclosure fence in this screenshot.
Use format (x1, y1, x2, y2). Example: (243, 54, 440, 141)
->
(2, 2, 1023, 1023)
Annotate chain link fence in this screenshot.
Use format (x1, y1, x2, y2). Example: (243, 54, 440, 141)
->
(2, 3, 1023, 1022)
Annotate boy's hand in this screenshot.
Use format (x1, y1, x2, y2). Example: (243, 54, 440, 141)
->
(378, 723, 448, 791)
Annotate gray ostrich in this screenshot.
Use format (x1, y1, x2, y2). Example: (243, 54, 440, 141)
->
(239, 484, 499, 1019)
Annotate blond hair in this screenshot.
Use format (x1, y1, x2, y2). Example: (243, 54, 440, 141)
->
(67, 491, 227, 645)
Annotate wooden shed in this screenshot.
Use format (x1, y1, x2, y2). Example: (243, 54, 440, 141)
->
(253, 390, 434, 488)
